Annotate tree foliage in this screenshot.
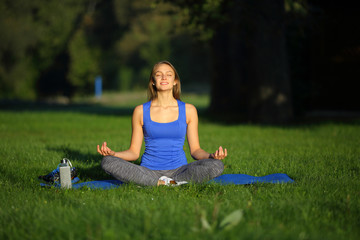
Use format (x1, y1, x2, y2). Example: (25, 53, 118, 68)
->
(166, 0, 295, 123)
(2, 0, 357, 121)
(0, 0, 209, 99)
(0, 0, 87, 99)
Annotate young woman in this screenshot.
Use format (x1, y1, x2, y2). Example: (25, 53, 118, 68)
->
(97, 61, 227, 186)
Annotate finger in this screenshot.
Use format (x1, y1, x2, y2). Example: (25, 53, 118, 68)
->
(225, 148, 228, 157)
(98, 145, 105, 156)
(101, 142, 109, 156)
(219, 146, 224, 156)
(105, 145, 113, 155)
(108, 149, 113, 155)
(104, 147, 110, 155)
(101, 142, 105, 152)
(104, 142, 111, 154)
(215, 150, 220, 159)
(103, 142, 110, 153)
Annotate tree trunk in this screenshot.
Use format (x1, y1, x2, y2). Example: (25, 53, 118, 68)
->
(210, 0, 293, 124)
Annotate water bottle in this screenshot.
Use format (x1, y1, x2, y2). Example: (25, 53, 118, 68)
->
(59, 158, 72, 189)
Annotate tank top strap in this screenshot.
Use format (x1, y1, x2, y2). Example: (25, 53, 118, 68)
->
(177, 100, 186, 122)
(142, 101, 151, 123)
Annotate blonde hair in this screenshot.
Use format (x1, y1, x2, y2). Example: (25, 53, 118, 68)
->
(147, 61, 181, 101)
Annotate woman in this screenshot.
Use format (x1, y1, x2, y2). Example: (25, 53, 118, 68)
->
(97, 61, 227, 186)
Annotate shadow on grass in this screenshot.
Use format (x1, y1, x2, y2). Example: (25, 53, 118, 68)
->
(0, 167, 23, 186)
(47, 145, 113, 181)
(1, 99, 360, 127)
(0, 100, 134, 117)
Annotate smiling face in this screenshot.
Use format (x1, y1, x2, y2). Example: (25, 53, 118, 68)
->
(147, 61, 182, 100)
(153, 64, 177, 90)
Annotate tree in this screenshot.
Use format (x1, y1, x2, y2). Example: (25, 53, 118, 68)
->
(0, 0, 211, 100)
(167, 0, 293, 124)
(0, 0, 88, 99)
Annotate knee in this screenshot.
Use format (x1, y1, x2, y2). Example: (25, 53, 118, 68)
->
(212, 159, 224, 176)
(101, 155, 114, 172)
(202, 159, 224, 177)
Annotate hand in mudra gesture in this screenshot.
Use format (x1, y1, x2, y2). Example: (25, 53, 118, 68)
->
(210, 146, 227, 160)
(97, 142, 115, 156)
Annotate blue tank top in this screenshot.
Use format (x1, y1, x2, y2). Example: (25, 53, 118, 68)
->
(140, 100, 188, 170)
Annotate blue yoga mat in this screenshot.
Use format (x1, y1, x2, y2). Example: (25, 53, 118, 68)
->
(40, 177, 81, 188)
(39, 178, 123, 189)
(71, 180, 124, 189)
(209, 173, 294, 185)
(40, 174, 293, 189)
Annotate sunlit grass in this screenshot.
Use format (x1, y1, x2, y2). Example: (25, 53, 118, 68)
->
(0, 96, 359, 240)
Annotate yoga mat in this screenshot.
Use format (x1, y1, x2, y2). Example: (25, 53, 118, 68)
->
(71, 180, 123, 189)
(40, 174, 293, 189)
(209, 173, 294, 185)
(39, 178, 123, 189)
(39, 177, 81, 188)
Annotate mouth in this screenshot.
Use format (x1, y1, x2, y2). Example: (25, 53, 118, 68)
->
(160, 82, 169, 85)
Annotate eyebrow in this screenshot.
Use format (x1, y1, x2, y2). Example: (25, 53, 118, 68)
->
(155, 70, 173, 74)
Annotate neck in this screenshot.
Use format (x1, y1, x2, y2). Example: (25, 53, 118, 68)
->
(154, 91, 177, 107)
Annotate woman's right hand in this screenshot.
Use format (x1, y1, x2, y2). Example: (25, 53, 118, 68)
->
(209, 146, 228, 160)
(97, 142, 115, 156)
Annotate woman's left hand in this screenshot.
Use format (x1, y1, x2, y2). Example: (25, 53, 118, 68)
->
(97, 142, 116, 156)
(210, 146, 227, 160)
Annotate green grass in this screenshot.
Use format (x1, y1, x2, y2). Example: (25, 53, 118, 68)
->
(1, 97, 360, 240)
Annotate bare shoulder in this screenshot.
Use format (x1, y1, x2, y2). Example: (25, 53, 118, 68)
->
(133, 104, 143, 114)
(132, 104, 143, 124)
(185, 103, 198, 123)
(185, 103, 197, 114)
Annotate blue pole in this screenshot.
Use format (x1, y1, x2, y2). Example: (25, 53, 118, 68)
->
(95, 76, 102, 99)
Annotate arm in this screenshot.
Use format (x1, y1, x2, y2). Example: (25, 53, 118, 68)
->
(186, 104, 227, 160)
(97, 105, 144, 161)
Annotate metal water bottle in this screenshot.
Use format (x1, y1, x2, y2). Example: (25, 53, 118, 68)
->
(59, 158, 72, 189)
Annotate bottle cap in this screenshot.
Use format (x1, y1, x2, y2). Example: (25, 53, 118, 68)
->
(61, 158, 68, 164)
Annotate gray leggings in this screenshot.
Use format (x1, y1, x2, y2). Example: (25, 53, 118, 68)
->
(101, 156, 224, 186)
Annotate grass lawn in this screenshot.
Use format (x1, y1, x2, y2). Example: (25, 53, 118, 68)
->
(1, 93, 359, 239)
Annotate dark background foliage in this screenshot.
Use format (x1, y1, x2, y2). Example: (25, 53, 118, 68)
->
(1, 0, 359, 123)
